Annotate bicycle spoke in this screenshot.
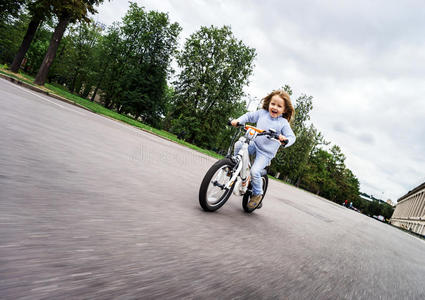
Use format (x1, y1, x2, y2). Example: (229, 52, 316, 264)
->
(206, 166, 231, 204)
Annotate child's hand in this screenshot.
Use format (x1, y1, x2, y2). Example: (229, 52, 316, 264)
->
(278, 134, 288, 144)
(230, 119, 239, 127)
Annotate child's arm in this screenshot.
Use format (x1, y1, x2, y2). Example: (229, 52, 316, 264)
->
(231, 110, 262, 126)
(279, 121, 296, 147)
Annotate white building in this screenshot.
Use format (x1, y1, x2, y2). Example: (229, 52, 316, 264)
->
(390, 182, 425, 236)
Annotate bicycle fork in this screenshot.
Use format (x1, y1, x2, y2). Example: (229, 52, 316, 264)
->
(226, 142, 251, 196)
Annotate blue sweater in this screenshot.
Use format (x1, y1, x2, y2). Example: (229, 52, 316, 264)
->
(238, 109, 296, 159)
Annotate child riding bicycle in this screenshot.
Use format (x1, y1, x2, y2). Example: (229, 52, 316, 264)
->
(230, 90, 296, 209)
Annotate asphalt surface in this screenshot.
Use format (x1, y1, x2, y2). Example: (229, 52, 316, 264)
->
(1, 77, 425, 299)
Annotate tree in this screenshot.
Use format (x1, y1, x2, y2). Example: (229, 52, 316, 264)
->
(0, 9, 30, 64)
(0, 0, 25, 24)
(169, 25, 256, 149)
(89, 22, 121, 103)
(96, 3, 181, 126)
(51, 20, 103, 94)
(369, 201, 381, 216)
(301, 148, 332, 195)
(115, 5, 181, 125)
(34, 0, 105, 85)
(10, 0, 52, 72)
(381, 204, 394, 220)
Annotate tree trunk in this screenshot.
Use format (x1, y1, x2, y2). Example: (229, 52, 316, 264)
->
(104, 98, 112, 109)
(91, 62, 109, 101)
(34, 14, 71, 85)
(296, 177, 301, 187)
(90, 85, 99, 102)
(10, 17, 41, 73)
(74, 79, 83, 95)
(81, 83, 91, 99)
(69, 69, 79, 93)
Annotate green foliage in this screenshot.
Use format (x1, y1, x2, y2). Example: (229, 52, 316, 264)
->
(98, 3, 181, 127)
(0, 0, 25, 24)
(169, 25, 256, 149)
(49, 20, 103, 91)
(381, 203, 395, 219)
(31, 0, 106, 85)
(44, 0, 104, 23)
(0, 11, 29, 64)
(356, 198, 394, 219)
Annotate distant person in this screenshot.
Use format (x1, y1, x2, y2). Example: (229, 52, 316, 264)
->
(349, 202, 353, 209)
(344, 199, 348, 207)
(231, 90, 296, 209)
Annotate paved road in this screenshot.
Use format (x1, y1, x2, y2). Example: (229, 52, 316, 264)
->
(1, 77, 425, 299)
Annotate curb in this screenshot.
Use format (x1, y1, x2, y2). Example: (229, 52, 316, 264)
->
(0, 72, 218, 161)
(0, 73, 93, 113)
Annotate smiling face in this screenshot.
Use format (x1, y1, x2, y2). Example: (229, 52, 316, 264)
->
(268, 94, 285, 118)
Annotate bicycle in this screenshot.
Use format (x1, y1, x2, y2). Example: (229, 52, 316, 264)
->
(199, 121, 287, 213)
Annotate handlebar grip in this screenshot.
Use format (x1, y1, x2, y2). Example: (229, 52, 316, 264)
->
(227, 119, 241, 127)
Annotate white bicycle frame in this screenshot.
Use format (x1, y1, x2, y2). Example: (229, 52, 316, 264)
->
(224, 127, 259, 191)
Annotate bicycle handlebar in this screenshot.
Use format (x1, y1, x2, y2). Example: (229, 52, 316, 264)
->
(227, 120, 243, 127)
(228, 121, 288, 146)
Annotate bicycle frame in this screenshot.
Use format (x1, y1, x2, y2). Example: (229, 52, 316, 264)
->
(224, 127, 261, 191)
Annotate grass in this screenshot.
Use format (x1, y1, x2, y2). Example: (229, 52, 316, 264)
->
(0, 65, 222, 159)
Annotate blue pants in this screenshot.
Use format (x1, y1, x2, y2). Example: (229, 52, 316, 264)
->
(234, 141, 270, 195)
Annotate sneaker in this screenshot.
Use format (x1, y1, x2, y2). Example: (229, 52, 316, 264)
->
(248, 194, 262, 209)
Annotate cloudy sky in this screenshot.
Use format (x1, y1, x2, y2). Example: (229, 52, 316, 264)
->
(96, 0, 425, 202)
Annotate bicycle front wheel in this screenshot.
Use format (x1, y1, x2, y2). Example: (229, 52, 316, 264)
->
(199, 158, 236, 212)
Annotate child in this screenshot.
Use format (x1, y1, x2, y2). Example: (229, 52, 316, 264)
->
(231, 90, 296, 209)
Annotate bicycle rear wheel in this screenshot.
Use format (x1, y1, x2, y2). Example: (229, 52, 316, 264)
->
(242, 174, 269, 213)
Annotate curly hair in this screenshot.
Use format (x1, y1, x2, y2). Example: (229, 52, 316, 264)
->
(262, 90, 294, 123)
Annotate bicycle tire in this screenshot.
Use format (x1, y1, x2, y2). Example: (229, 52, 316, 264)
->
(199, 158, 236, 212)
(242, 174, 269, 213)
